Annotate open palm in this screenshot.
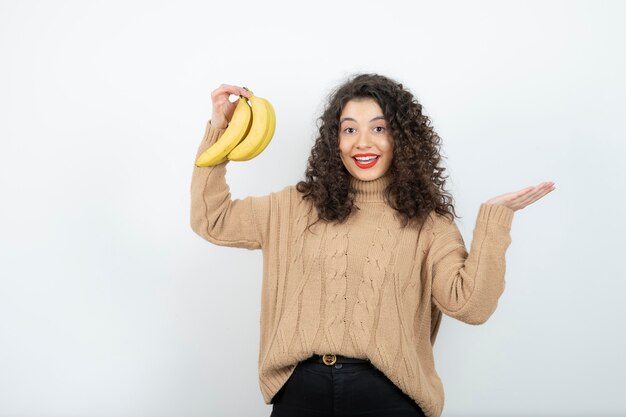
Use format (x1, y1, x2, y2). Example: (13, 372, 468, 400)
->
(485, 181, 555, 212)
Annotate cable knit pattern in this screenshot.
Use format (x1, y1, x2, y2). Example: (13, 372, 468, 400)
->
(267, 203, 324, 366)
(321, 215, 350, 352)
(350, 209, 401, 359)
(292, 204, 321, 353)
(190, 120, 516, 417)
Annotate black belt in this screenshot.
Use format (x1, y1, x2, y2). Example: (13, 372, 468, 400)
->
(304, 354, 371, 366)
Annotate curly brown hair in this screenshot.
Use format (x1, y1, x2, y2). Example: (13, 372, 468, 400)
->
(296, 73, 459, 231)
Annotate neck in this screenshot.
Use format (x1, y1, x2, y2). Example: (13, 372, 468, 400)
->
(350, 171, 392, 203)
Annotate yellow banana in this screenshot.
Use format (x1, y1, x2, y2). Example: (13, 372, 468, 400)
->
(240, 98, 276, 160)
(195, 96, 252, 167)
(227, 94, 276, 161)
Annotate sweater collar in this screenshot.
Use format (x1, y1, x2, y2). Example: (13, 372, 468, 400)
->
(350, 171, 392, 203)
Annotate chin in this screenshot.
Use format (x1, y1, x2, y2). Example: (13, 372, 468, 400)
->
(353, 171, 383, 180)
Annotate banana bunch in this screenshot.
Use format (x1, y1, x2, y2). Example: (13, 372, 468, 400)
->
(195, 88, 276, 167)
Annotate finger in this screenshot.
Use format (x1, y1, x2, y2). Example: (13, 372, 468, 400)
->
(240, 86, 253, 98)
(532, 185, 556, 203)
(223, 98, 241, 117)
(502, 187, 534, 206)
(512, 182, 552, 203)
(211, 86, 240, 104)
(212, 84, 251, 100)
(517, 185, 546, 203)
(512, 186, 534, 199)
(499, 185, 533, 200)
(496, 182, 555, 210)
(517, 184, 554, 207)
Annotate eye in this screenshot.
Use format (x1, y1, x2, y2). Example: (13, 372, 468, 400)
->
(343, 127, 356, 134)
(374, 126, 385, 133)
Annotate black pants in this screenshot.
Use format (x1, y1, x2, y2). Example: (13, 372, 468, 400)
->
(270, 355, 426, 417)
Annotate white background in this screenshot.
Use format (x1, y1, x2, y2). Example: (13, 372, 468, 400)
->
(1, 1, 624, 416)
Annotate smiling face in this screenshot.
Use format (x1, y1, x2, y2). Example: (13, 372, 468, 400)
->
(338, 98, 394, 181)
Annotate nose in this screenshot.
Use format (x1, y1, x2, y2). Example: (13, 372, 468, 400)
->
(354, 130, 374, 149)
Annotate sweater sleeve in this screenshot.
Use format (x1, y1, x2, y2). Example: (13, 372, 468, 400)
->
(189, 119, 271, 250)
(428, 203, 514, 325)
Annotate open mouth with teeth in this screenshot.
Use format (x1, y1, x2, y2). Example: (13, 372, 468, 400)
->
(353, 155, 380, 168)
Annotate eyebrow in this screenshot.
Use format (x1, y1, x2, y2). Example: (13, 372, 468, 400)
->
(340, 116, 386, 124)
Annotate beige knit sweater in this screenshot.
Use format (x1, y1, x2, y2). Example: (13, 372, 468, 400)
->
(190, 119, 515, 417)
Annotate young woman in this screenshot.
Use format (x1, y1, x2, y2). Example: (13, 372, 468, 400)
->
(190, 73, 555, 417)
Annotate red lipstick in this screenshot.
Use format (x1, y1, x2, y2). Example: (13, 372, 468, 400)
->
(352, 153, 380, 169)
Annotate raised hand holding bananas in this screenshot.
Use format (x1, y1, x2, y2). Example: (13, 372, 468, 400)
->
(227, 93, 276, 161)
(195, 84, 277, 167)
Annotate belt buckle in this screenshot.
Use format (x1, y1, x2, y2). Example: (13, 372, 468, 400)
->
(322, 354, 337, 366)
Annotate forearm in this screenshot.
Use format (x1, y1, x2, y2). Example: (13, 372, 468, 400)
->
(430, 203, 514, 324)
(190, 120, 263, 250)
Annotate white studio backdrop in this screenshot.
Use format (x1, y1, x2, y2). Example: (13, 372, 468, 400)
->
(1, 1, 624, 416)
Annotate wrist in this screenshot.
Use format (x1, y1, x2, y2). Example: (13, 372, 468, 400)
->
(209, 119, 228, 130)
